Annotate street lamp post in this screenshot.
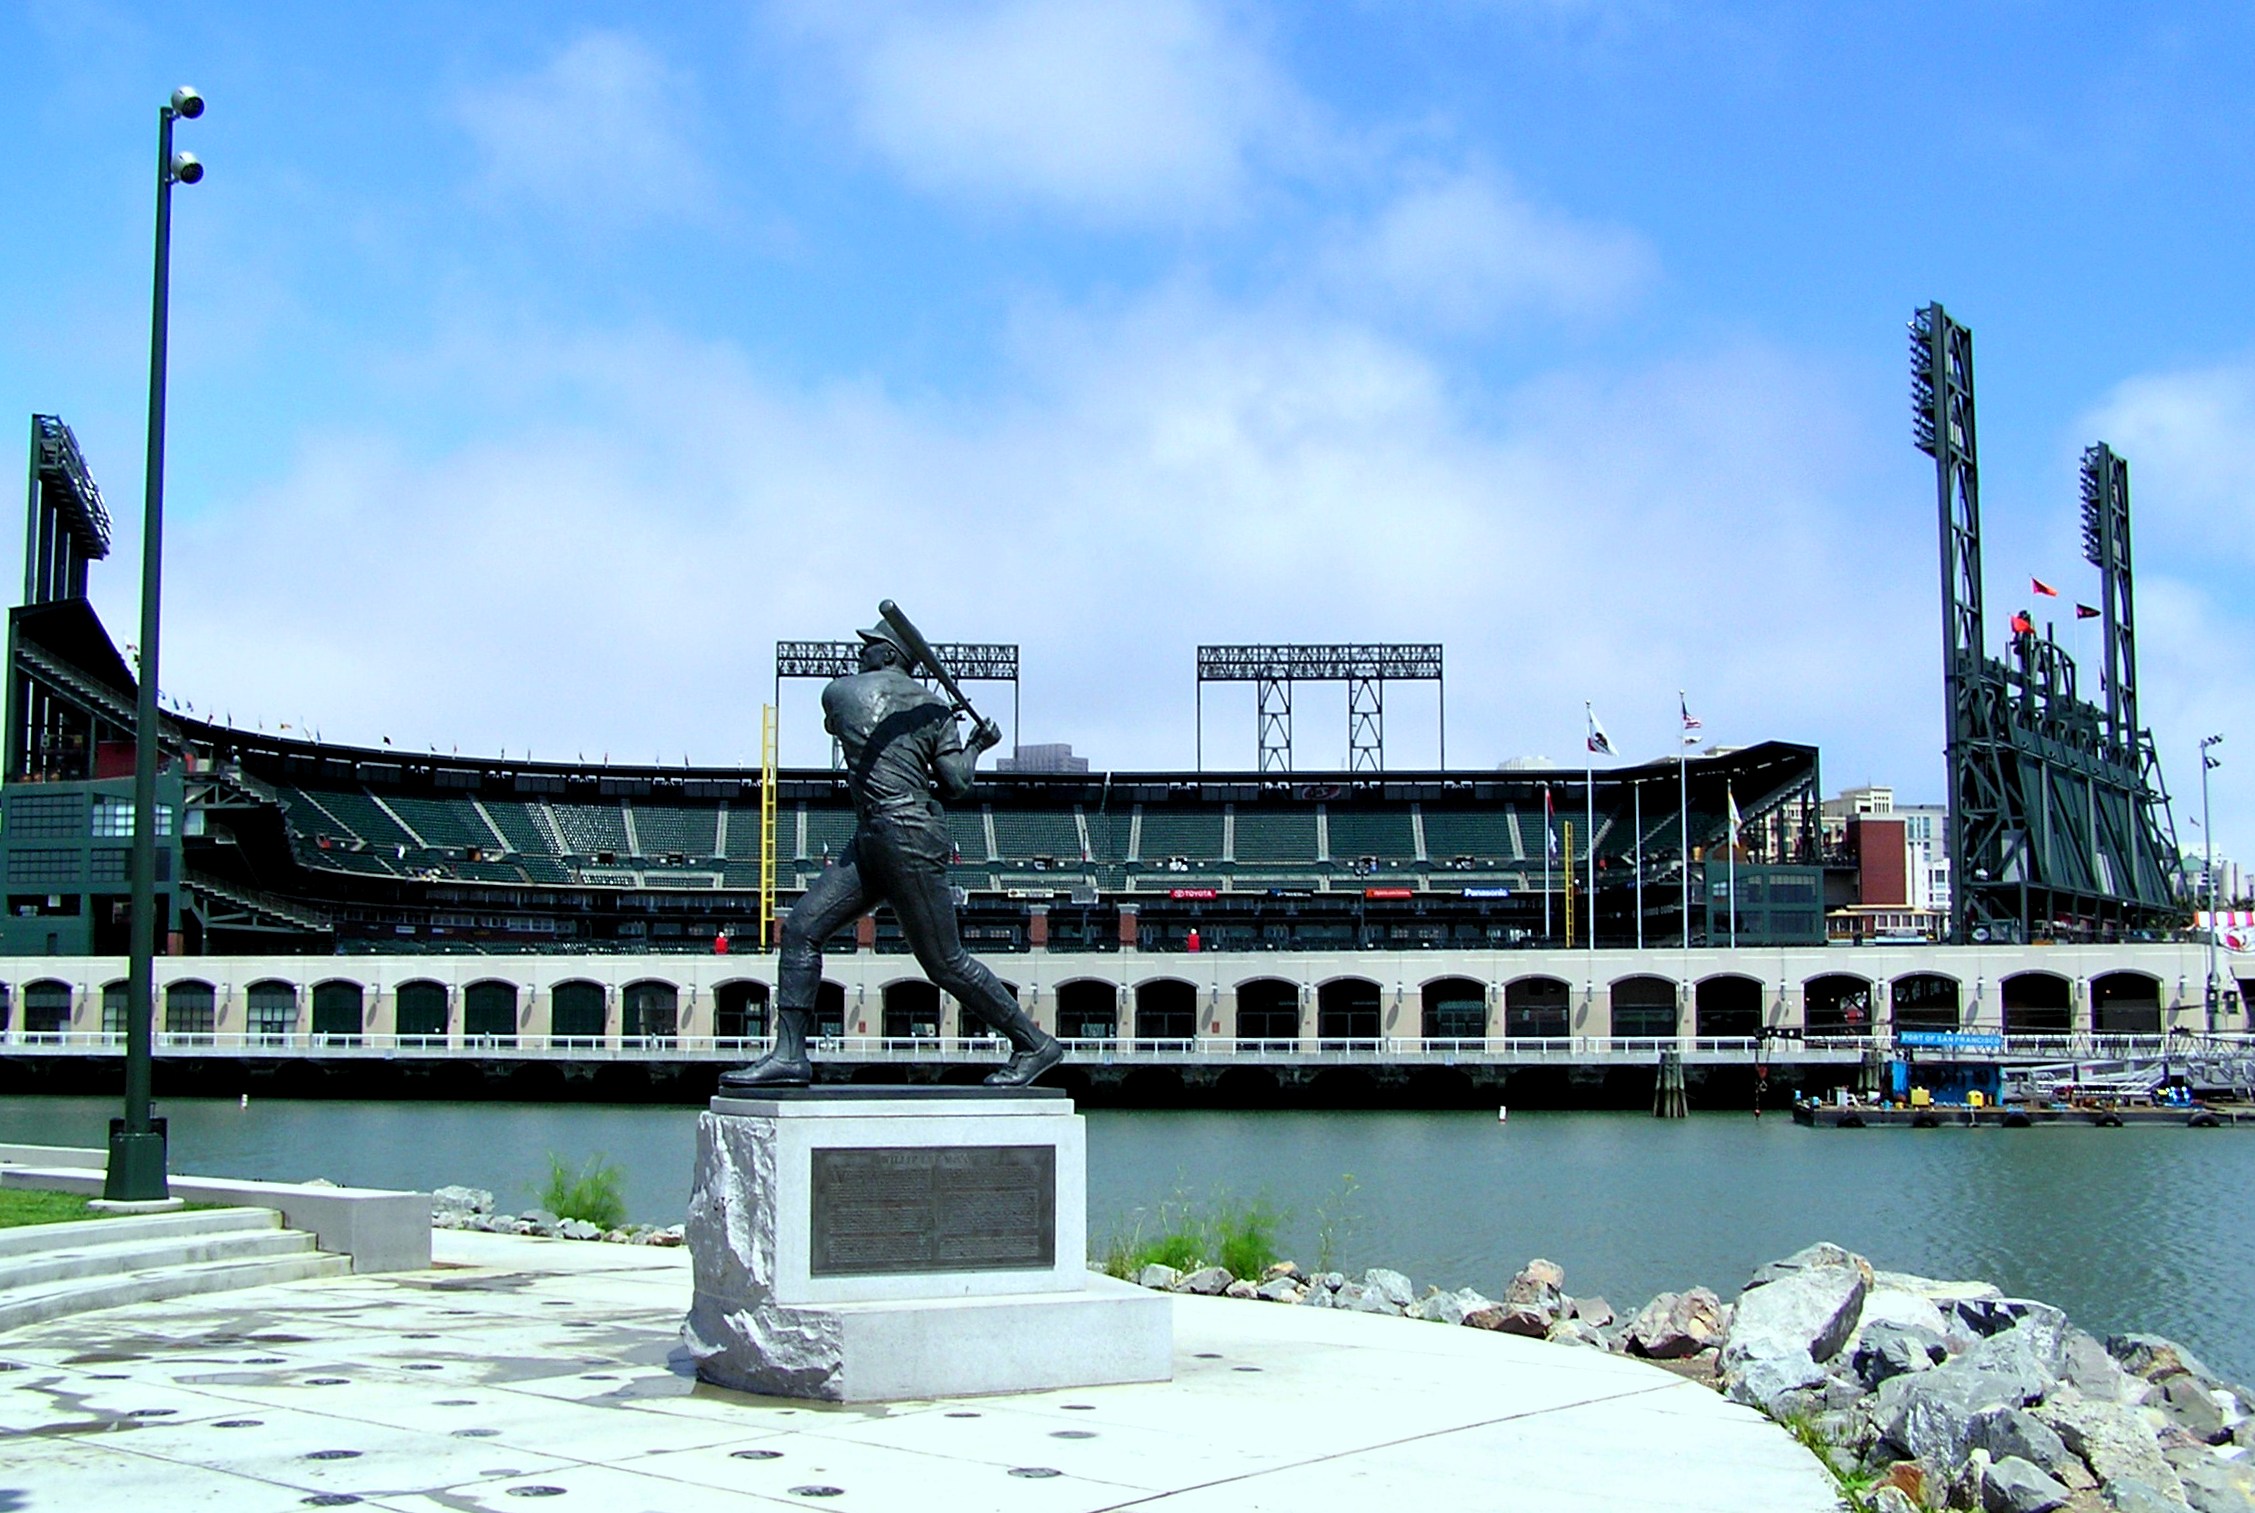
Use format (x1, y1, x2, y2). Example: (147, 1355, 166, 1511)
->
(2200, 734, 2223, 1035)
(104, 86, 204, 1204)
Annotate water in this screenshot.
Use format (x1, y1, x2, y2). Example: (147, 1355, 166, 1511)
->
(5, 1095, 2248, 1385)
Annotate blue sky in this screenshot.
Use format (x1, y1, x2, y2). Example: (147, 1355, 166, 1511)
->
(3, 1, 2251, 850)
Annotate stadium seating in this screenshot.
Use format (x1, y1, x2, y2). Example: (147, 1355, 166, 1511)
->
(990, 808, 1081, 861)
(722, 805, 762, 859)
(632, 804, 719, 857)
(803, 807, 856, 860)
(518, 855, 573, 885)
(552, 802, 630, 856)
(1422, 808, 1515, 863)
(386, 795, 497, 851)
(483, 800, 556, 855)
(1325, 808, 1414, 863)
(305, 789, 417, 851)
(1233, 809, 1318, 864)
(1136, 807, 1223, 865)
(947, 808, 992, 862)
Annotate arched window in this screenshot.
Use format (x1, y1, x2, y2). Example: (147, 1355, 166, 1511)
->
(1504, 977, 1569, 1039)
(2001, 973, 2072, 1036)
(1056, 980, 1118, 1042)
(1803, 975, 1874, 1037)
(623, 981, 678, 1044)
(1235, 979, 1298, 1049)
(1610, 976, 1678, 1039)
(465, 980, 519, 1044)
(882, 980, 940, 1042)
(312, 980, 364, 1043)
(23, 979, 72, 1036)
(102, 980, 129, 1038)
(814, 981, 847, 1038)
(1421, 977, 1486, 1042)
(713, 980, 769, 1043)
(1135, 979, 1198, 1048)
(1317, 978, 1380, 1049)
(1891, 973, 1960, 1033)
(395, 980, 449, 1042)
(165, 979, 216, 1040)
(2092, 972, 2161, 1034)
(550, 980, 605, 1041)
(246, 979, 297, 1043)
(1695, 976, 1763, 1039)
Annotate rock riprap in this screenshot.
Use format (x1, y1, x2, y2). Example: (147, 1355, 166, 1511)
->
(1125, 1241, 2253, 1512)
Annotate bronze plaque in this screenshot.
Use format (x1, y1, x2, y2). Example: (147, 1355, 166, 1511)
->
(809, 1145, 1056, 1277)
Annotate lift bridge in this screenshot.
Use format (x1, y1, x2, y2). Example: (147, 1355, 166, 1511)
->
(1913, 304, 2184, 944)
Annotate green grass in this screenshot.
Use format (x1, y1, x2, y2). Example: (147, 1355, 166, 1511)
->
(1097, 1188, 1283, 1281)
(538, 1154, 628, 1231)
(0, 1189, 98, 1228)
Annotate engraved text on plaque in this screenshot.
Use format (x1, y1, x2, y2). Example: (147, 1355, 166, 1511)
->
(809, 1145, 1056, 1277)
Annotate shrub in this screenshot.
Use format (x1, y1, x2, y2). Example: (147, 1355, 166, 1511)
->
(539, 1154, 627, 1230)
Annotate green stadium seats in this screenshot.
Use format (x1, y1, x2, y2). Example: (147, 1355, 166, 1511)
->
(1325, 808, 1414, 863)
(552, 802, 630, 855)
(304, 789, 416, 850)
(385, 795, 495, 851)
(485, 801, 555, 854)
(991, 808, 1080, 861)
(632, 804, 718, 857)
(803, 807, 855, 861)
(1137, 807, 1223, 866)
(1233, 809, 1317, 864)
(1422, 808, 1515, 863)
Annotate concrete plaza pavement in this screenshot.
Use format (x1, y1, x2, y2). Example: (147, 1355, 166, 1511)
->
(0, 1229, 1841, 1511)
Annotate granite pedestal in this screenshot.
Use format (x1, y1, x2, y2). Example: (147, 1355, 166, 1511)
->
(681, 1086, 1172, 1402)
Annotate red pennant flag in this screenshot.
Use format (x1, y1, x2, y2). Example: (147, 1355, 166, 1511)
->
(2076, 603, 2101, 620)
(2032, 577, 2060, 597)
(2010, 610, 2035, 635)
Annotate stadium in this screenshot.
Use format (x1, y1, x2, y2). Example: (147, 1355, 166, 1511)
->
(1, 336, 2244, 1106)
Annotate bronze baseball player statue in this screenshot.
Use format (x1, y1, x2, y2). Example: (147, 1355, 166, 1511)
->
(723, 604, 1064, 1090)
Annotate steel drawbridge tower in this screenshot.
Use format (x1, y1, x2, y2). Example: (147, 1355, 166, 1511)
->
(1911, 304, 2182, 943)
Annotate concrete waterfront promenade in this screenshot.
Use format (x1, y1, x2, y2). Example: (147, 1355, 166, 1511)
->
(0, 1229, 1838, 1511)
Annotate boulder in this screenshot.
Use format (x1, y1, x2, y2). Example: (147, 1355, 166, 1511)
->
(1856, 1321, 1950, 1389)
(1858, 1286, 1955, 1340)
(1498, 1260, 1567, 1333)
(1569, 1295, 1614, 1328)
(1137, 1264, 1183, 1291)
(1262, 1261, 1307, 1284)
(1310, 1271, 1347, 1293)
(2037, 1396, 2189, 1505)
(1345, 1284, 1403, 1316)
(1363, 1269, 1417, 1310)
(2111, 1337, 2221, 1388)
(1255, 1276, 1305, 1304)
(1724, 1347, 1831, 1414)
(2164, 1445, 2255, 1513)
(2102, 1481, 2196, 1513)
(1867, 1488, 1920, 1513)
(1623, 1288, 1727, 1360)
(1176, 1266, 1234, 1296)
(431, 1184, 494, 1217)
(522, 1207, 561, 1230)
(1874, 1270, 2004, 1305)
(1412, 1287, 1490, 1326)
(1875, 1460, 1934, 1509)
(1744, 1241, 1866, 1291)
(1984, 1454, 2071, 1513)
(1727, 1260, 1868, 1365)
(556, 1217, 603, 1241)
(2157, 1376, 2232, 1443)
(1968, 1407, 2075, 1478)
(1545, 1319, 1609, 1350)
(1223, 1279, 1259, 1300)
(1875, 1327, 2056, 1471)
(2063, 1329, 2141, 1404)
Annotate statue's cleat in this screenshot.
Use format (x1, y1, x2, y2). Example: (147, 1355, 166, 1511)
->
(984, 1038, 1065, 1088)
(719, 1056, 813, 1090)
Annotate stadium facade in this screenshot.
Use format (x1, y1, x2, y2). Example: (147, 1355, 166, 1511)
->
(2, 415, 2244, 1103)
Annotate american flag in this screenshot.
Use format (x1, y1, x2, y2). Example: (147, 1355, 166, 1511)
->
(1680, 695, 1702, 746)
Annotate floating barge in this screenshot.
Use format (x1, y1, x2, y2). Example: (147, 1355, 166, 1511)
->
(1792, 1099, 2247, 1129)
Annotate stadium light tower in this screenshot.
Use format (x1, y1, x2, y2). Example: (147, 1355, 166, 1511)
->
(106, 86, 205, 1205)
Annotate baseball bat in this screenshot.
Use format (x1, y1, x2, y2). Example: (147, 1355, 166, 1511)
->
(877, 599, 987, 728)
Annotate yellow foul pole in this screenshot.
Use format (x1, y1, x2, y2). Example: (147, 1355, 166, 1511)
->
(759, 703, 777, 951)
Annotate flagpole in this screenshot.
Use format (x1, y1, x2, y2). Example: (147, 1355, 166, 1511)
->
(1634, 781, 1644, 950)
(1679, 691, 1691, 951)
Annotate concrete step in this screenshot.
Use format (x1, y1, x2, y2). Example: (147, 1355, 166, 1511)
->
(0, 1225, 316, 1293)
(0, 1205, 281, 1261)
(0, 1249, 352, 1334)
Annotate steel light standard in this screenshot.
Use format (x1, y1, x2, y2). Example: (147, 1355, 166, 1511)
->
(104, 86, 204, 1204)
(2200, 734, 2223, 1034)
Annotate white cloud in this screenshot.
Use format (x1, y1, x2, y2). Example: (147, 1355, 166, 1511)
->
(1320, 165, 1657, 328)
(455, 31, 711, 221)
(2086, 358, 2255, 556)
(769, 0, 1310, 223)
(145, 288, 1931, 791)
